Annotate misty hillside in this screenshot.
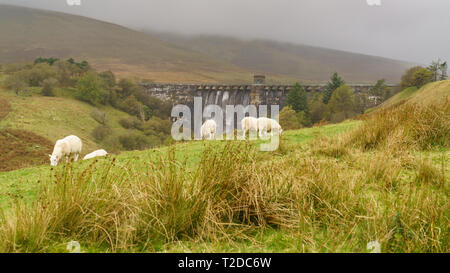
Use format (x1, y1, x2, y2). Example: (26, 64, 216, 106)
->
(153, 33, 414, 83)
(0, 4, 412, 83)
(0, 5, 259, 83)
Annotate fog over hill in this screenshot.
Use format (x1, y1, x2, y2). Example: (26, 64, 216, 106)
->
(0, 4, 253, 83)
(0, 3, 428, 83)
(151, 32, 414, 83)
(1, 0, 449, 65)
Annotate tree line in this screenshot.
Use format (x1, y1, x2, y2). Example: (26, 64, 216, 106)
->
(279, 58, 448, 130)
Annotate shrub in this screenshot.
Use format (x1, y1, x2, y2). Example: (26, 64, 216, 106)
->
(24, 63, 57, 87)
(328, 85, 357, 122)
(54, 60, 79, 87)
(116, 79, 140, 99)
(278, 106, 302, 130)
(411, 68, 433, 88)
(400, 66, 433, 89)
(3, 62, 32, 74)
(118, 95, 148, 120)
(3, 73, 28, 95)
(91, 125, 112, 141)
(119, 117, 144, 130)
(310, 98, 328, 124)
(143, 116, 171, 135)
(76, 72, 107, 105)
(41, 78, 57, 97)
(34, 57, 59, 66)
(119, 133, 149, 150)
(90, 109, 108, 125)
(102, 135, 123, 153)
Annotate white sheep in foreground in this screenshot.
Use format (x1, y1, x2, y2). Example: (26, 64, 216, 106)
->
(83, 149, 108, 160)
(49, 135, 82, 166)
(257, 117, 283, 138)
(241, 116, 258, 138)
(201, 119, 217, 140)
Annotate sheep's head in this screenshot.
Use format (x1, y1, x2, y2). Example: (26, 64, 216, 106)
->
(49, 154, 59, 166)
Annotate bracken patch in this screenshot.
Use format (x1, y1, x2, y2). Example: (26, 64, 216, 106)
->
(0, 129, 53, 171)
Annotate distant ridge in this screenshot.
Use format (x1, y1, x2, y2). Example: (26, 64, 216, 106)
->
(0, 4, 412, 83)
(0, 4, 252, 83)
(152, 32, 415, 83)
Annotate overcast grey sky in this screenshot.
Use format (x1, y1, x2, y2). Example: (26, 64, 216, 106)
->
(1, 0, 449, 64)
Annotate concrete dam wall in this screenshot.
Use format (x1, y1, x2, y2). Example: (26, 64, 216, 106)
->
(140, 83, 376, 109)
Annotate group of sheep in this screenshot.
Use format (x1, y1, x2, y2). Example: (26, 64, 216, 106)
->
(50, 117, 282, 166)
(201, 116, 283, 140)
(49, 135, 108, 166)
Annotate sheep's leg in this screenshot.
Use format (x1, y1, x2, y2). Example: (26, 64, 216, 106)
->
(247, 129, 254, 140)
(259, 129, 266, 139)
(74, 153, 79, 161)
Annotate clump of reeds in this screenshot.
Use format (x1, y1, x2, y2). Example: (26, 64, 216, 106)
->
(343, 100, 449, 151)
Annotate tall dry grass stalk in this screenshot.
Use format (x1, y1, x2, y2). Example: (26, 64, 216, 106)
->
(0, 143, 305, 252)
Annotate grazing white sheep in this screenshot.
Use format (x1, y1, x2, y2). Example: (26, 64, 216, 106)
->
(269, 118, 283, 136)
(241, 116, 258, 138)
(83, 149, 108, 160)
(257, 117, 283, 138)
(201, 119, 217, 140)
(49, 135, 82, 166)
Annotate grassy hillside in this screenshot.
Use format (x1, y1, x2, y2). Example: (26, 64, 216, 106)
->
(0, 4, 412, 84)
(153, 32, 414, 83)
(0, 4, 268, 84)
(376, 80, 450, 110)
(0, 85, 137, 156)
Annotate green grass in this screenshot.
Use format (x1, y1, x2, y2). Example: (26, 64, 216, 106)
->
(0, 122, 359, 210)
(0, 85, 136, 153)
(0, 80, 448, 253)
(0, 115, 447, 253)
(379, 86, 418, 108)
(374, 80, 450, 112)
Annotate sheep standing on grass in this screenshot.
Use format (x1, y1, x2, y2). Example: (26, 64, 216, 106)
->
(241, 116, 258, 139)
(257, 117, 283, 138)
(49, 135, 82, 166)
(83, 149, 108, 160)
(201, 119, 217, 140)
(269, 118, 283, 136)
